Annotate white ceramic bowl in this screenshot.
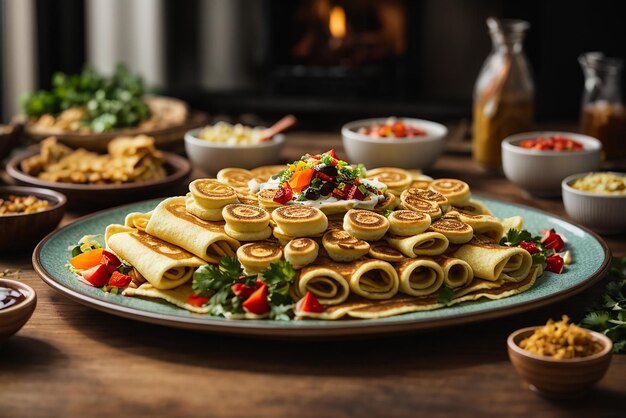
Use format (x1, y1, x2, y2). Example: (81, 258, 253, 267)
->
(341, 118, 447, 170)
(184, 128, 285, 174)
(562, 172, 626, 234)
(502, 132, 602, 197)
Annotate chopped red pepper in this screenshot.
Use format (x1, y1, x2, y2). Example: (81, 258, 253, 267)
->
(101, 250, 122, 274)
(519, 241, 540, 254)
(541, 230, 565, 252)
(231, 283, 255, 299)
(81, 264, 110, 287)
(273, 183, 293, 204)
(295, 291, 325, 314)
(545, 254, 564, 274)
(327, 149, 339, 159)
(186, 293, 210, 307)
(315, 171, 334, 182)
(242, 283, 269, 315)
(108, 271, 132, 288)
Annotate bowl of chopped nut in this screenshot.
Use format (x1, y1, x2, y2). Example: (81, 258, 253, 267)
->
(0, 185, 66, 253)
(507, 316, 613, 398)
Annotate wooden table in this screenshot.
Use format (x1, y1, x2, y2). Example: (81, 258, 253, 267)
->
(1, 132, 624, 418)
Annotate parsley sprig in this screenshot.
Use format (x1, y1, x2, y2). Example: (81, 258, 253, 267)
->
(582, 257, 626, 353)
(192, 257, 297, 319)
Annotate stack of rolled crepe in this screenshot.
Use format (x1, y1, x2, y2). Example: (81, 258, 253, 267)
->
(185, 178, 239, 221)
(272, 205, 328, 243)
(222, 204, 272, 241)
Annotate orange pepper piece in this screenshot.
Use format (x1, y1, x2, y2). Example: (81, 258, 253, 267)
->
(288, 168, 314, 192)
(70, 248, 105, 270)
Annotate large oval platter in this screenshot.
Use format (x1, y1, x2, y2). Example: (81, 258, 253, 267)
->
(33, 197, 611, 338)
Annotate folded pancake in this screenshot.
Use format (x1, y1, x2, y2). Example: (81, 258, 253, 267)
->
(453, 199, 493, 216)
(123, 283, 211, 313)
(189, 178, 239, 209)
(399, 192, 442, 220)
(146, 196, 240, 263)
(237, 241, 283, 274)
(250, 165, 286, 183)
(322, 229, 370, 262)
(272, 205, 328, 237)
(106, 224, 205, 290)
(402, 188, 450, 212)
(343, 209, 389, 241)
(185, 193, 224, 221)
(372, 192, 398, 213)
(450, 211, 504, 241)
(394, 257, 444, 296)
(434, 256, 474, 289)
(125, 211, 153, 231)
(295, 259, 351, 305)
(368, 241, 405, 262)
(428, 179, 471, 205)
(366, 167, 412, 196)
(385, 231, 449, 257)
(216, 167, 254, 189)
(284, 238, 319, 269)
(429, 218, 473, 244)
(387, 210, 431, 236)
(451, 238, 532, 282)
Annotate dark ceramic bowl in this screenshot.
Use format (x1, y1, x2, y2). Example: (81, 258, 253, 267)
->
(6, 149, 191, 210)
(0, 278, 37, 342)
(0, 186, 66, 253)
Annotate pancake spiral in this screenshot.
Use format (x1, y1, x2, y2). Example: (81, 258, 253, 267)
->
(343, 209, 389, 241)
(399, 191, 442, 220)
(272, 205, 328, 237)
(189, 179, 238, 209)
(216, 168, 255, 189)
(428, 178, 471, 205)
(222, 204, 272, 241)
(373, 192, 398, 213)
(429, 218, 473, 244)
(236, 241, 283, 274)
(366, 167, 412, 195)
(322, 230, 370, 262)
(403, 188, 450, 211)
(250, 165, 286, 183)
(368, 241, 405, 262)
(387, 210, 431, 236)
(284, 238, 319, 269)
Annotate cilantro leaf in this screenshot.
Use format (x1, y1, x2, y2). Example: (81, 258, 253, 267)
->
(531, 252, 547, 266)
(383, 209, 394, 218)
(500, 228, 534, 246)
(437, 285, 455, 304)
(192, 264, 228, 297)
(219, 256, 243, 278)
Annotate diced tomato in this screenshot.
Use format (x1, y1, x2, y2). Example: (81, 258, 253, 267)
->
(315, 171, 334, 182)
(108, 271, 132, 288)
(81, 264, 110, 287)
(186, 293, 210, 307)
(273, 183, 293, 204)
(295, 291, 325, 314)
(541, 230, 565, 252)
(70, 248, 104, 270)
(546, 254, 564, 274)
(519, 136, 584, 151)
(231, 283, 255, 299)
(327, 149, 339, 159)
(100, 250, 122, 274)
(242, 283, 269, 315)
(519, 241, 540, 254)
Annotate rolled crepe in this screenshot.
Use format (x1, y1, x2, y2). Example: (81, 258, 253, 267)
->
(106, 224, 205, 290)
(216, 167, 254, 189)
(394, 257, 444, 296)
(296, 260, 351, 305)
(451, 212, 505, 242)
(385, 231, 449, 257)
(146, 197, 240, 263)
(428, 178, 471, 205)
(451, 239, 532, 282)
(342, 258, 399, 299)
(123, 283, 210, 313)
(366, 167, 412, 196)
(125, 211, 153, 231)
(434, 256, 474, 289)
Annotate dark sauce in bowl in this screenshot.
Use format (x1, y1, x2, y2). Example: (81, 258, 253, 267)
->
(0, 285, 27, 310)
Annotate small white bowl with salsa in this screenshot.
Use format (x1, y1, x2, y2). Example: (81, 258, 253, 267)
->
(341, 117, 447, 170)
(501, 132, 602, 196)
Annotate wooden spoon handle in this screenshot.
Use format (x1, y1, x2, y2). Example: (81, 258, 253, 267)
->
(261, 115, 297, 141)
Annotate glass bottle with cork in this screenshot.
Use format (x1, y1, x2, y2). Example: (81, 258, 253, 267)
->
(473, 17, 534, 171)
(579, 52, 626, 167)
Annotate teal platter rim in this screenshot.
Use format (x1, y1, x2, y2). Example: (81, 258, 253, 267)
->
(32, 196, 611, 339)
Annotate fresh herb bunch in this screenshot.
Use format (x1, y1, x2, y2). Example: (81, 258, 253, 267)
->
(22, 64, 151, 132)
(500, 228, 557, 267)
(582, 257, 626, 353)
(192, 256, 297, 320)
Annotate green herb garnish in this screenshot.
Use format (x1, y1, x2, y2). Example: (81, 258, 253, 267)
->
(499, 228, 540, 246)
(437, 285, 455, 304)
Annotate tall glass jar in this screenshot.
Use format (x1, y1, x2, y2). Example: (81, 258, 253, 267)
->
(579, 52, 626, 165)
(472, 17, 534, 170)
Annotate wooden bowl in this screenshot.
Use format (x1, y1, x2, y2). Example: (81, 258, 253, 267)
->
(0, 278, 37, 342)
(0, 186, 66, 253)
(24, 96, 209, 153)
(507, 326, 613, 398)
(5, 150, 191, 210)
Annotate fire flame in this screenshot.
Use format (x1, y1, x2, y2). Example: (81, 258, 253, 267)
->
(329, 5, 346, 38)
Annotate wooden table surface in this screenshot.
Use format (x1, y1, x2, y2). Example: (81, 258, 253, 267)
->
(1, 132, 625, 418)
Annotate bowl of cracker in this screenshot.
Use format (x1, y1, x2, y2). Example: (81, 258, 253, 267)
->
(6, 135, 191, 209)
